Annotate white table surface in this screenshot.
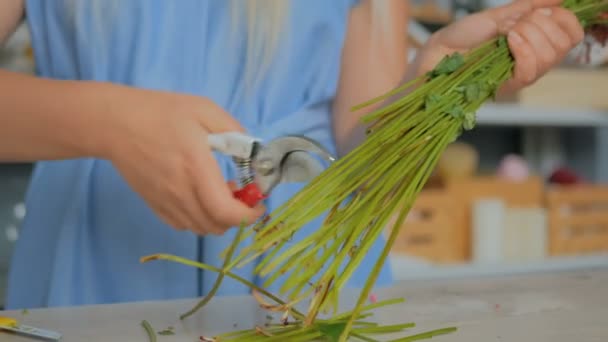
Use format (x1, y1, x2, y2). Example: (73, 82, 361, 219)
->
(1, 267, 607, 342)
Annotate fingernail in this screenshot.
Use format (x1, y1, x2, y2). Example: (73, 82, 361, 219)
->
(538, 8, 552, 16)
(508, 31, 524, 45)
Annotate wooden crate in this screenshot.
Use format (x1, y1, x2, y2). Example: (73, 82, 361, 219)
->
(446, 176, 545, 259)
(387, 189, 467, 263)
(514, 68, 608, 110)
(546, 185, 608, 256)
(446, 175, 544, 207)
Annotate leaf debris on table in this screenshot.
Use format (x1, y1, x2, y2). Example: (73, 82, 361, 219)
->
(141, 320, 157, 342)
(158, 326, 175, 336)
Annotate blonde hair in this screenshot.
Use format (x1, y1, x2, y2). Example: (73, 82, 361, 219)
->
(235, 1, 392, 89)
(65, 0, 390, 90)
(230, 0, 289, 89)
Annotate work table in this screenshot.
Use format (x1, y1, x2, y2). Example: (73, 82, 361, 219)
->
(1, 267, 607, 341)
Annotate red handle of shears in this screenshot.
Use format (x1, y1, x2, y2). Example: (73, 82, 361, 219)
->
(232, 183, 267, 207)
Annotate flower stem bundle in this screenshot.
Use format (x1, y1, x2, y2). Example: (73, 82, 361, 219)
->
(143, 2, 607, 341)
(142, 253, 457, 341)
(227, 1, 606, 338)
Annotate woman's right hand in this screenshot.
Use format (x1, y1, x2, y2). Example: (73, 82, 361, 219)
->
(101, 86, 266, 235)
(411, 0, 584, 94)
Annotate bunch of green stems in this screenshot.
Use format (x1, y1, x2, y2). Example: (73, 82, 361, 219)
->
(143, 3, 608, 341)
(225, 30, 511, 328)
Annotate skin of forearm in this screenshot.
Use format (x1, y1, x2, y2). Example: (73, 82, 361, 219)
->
(332, 1, 409, 157)
(0, 69, 118, 162)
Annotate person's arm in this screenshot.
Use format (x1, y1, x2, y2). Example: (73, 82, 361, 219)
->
(0, 70, 132, 161)
(0, 0, 108, 161)
(0, 70, 264, 232)
(0, 0, 264, 234)
(332, 0, 409, 157)
(0, 0, 23, 44)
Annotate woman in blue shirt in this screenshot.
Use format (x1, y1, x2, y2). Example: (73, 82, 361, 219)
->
(0, 0, 583, 309)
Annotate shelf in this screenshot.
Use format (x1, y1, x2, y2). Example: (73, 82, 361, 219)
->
(390, 253, 608, 281)
(476, 103, 608, 127)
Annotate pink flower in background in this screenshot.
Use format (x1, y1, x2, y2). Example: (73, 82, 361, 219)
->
(369, 294, 378, 304)
(497, 154, 529, 182)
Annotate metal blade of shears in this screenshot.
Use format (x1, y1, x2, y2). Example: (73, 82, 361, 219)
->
(279, 151, 326, 183)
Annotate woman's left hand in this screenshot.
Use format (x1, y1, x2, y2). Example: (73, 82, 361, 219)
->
(413, 0, 585, 93)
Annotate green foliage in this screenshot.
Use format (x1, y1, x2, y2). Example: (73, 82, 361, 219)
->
(426, 53, 465, 78)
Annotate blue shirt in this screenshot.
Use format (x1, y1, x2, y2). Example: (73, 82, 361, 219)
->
(6, 0, 393, 309)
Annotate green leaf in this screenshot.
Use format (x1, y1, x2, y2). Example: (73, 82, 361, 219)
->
(487, 80, 499, 100)
(479, 81, 492, 97)
(464, 83, 480, 102)
(426, 53, 464, 78)
(425, 94, 442, 111)
(463, 112, 476, 130)
(446, 105, 464, 118)
(157, 327, 175, 336)
(319, 322, 348, 342)
(462, 81, 495, 103)
(496, 36, 508, 49)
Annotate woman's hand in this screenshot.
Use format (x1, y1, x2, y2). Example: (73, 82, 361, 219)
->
(0, 66, 263, 235)
(102, 86, 265, 235)
(413, 0, 585, 93)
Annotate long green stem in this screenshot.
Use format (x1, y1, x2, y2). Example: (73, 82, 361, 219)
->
(339, 124, 458, 341)
(140, 254, 306, 320)
(180, 226, 246, 320)
(142, 4, 606, 341)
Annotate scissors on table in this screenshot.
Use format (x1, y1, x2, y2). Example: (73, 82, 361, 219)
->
(0, 315, 62, 341)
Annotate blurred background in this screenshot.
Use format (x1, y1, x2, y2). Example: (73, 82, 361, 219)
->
(394, 0, 608, 282)
(0, 0, 607, 309)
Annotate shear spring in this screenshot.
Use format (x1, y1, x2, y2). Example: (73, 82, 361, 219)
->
(235, 157, 255, 186)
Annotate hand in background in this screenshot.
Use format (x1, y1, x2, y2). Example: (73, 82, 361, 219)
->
(413, 0, 585, 93)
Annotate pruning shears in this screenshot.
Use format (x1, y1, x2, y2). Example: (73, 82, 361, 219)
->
(208, 132, 335, 207)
